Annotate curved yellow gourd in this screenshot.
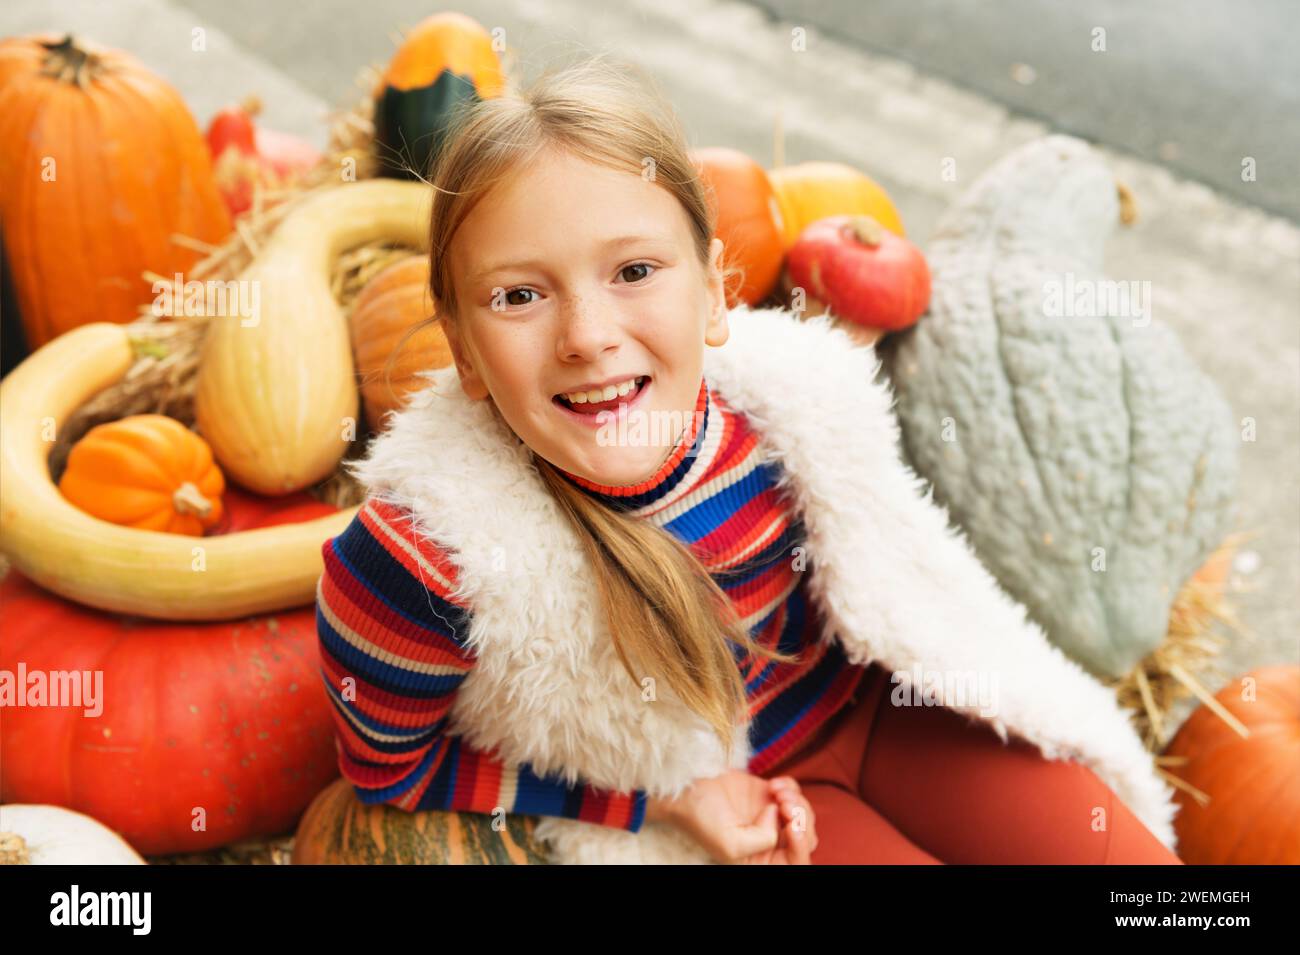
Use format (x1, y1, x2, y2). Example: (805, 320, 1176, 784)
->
(0, 322, 356, 620)
(195, 179, 433, 494)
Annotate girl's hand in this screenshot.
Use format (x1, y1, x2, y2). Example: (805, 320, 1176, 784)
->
(741, 777, 818, 865)
(648, 771, 816, 864)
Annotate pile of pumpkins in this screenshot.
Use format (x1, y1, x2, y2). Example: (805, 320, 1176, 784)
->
(0, 12, 933, 864)
(0, 13, 1294, 867)
(0, 21, 477, 859)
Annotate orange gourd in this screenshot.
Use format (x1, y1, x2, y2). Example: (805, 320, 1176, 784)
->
(349, 255, 454, 432)
(373, 13, 507, 179)
(767, 161, 905, 249)
(1164, 664, 1300, 864)
(0, 34, 231, 347)
(57, 414, 225, 536)
(692, 147, 786, 308)
(380, 12, 507, 94)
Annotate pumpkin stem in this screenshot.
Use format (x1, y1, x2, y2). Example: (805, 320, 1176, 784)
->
(173, 482, 214, 519)
(0, 832, 32, 865)
(240, 94, 264, 118)
(846, 215, 886, 247)
(1117, 181, 1139, 226)
(39, 34, 106, 90)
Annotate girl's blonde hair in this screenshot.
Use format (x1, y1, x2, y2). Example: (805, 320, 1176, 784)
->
(387, 54, 799, 761)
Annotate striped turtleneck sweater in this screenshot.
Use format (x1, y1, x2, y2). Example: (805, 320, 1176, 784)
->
(315, 376, 870, 833)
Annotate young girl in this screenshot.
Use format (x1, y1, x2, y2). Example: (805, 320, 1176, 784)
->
(315, 55, 1183, 865)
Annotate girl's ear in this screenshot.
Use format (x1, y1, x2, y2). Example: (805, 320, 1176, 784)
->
(440, 315, 491, 400)
(704, 236, 730, 347)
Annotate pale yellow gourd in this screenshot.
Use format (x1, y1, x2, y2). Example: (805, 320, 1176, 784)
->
(0, 322, 356, 620)
(195, 179, 433, 494)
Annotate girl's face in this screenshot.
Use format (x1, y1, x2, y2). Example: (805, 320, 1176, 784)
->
(443, 146, 729, 486)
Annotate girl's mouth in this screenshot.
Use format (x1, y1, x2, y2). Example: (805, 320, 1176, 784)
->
(552, 375, 651, 426)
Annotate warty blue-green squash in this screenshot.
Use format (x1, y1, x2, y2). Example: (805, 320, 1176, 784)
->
(879, 135, 1238, 680)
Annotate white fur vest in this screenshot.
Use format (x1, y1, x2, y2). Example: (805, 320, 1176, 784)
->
(346, 304, 1179, 864)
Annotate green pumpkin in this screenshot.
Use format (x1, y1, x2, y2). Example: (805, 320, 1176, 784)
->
(373, 71, 484, 181)
(879, 135, 1238, 680)
(292, 779, 552, 864)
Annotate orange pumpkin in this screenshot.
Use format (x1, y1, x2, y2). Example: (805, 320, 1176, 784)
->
(57, 414, 225, 536)
(692, 147, 786, 308)
(349, 255, 454, 432)
(0, 34, 231, 348)
(373, 13, 507, 180)
(1164, 664, 1300, 864)
(767, 161, 905, 249)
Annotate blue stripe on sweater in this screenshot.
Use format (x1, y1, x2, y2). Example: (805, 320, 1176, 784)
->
(329, 516, 473, 644)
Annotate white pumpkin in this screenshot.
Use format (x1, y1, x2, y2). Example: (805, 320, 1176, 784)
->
(0, 804, 145, 865)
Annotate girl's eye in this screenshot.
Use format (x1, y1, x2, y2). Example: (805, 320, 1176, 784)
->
(498, 287, 538, 309)
(619, 262, 656, 284)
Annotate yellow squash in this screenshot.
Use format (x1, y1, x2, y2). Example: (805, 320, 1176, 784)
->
(195, 179, 433, 494)
(0, 323, 356, 620)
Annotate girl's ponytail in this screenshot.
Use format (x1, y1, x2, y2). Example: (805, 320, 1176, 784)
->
(533, 451, 798, 763)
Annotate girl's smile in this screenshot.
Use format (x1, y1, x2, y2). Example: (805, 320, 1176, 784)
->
(551, 374, 652, 428)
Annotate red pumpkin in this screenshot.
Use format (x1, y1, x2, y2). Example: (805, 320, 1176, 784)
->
(1163, 664, 1300, 864)
(0, 491, 341, 855)
(785, 214, 930, 340)
(206, 96, 321, 217)
(208, 484, 339, 534)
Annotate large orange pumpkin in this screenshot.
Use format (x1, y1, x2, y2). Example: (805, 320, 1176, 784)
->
(373, 12, 506, 180)
(1164, 664, 1300, 864)
(57, 414, 225, 536)
(767, 161, 905, 249)
(693, 147, 786, 308)
(349, 254, 454, 432)
(0, 34, 231, 347)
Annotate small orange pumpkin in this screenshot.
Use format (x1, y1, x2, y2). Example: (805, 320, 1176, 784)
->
(1164, 664, 1300, 864)
(57, 414, 225, 536)
(0, 34, 231, 347)
(692, 147, 786, 308)
(349, 255, 454, 432)
(767, 161, 905, 249)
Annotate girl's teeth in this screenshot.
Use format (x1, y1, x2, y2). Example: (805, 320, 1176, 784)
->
(562, 377, 642, 405)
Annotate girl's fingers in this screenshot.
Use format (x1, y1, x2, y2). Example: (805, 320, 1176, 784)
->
(786, 817, 812, 864)
(768, 776, 800, 795)
(781, 794, 817, 851)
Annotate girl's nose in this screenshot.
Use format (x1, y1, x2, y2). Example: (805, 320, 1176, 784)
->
(555, 295, 621, 363)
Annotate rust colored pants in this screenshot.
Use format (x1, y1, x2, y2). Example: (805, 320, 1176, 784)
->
(760, 664, 1183, 864)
